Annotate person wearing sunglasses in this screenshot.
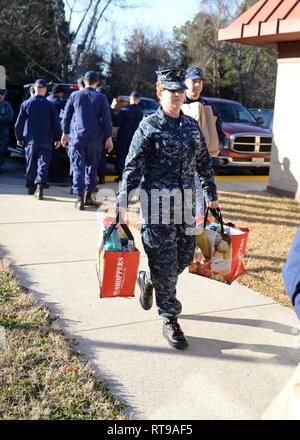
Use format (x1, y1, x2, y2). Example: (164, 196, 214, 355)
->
(117, 67, 219, 350)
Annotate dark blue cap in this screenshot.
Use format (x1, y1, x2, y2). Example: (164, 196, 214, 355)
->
(84, 71, 99, 81)
(34, 79, 47, 88)
(0, 88, 7, 96)
(77, 76, 84, 85)
(29, 85, 35, 93)
(156, 68, 187, 91)
(185, 66, 204, 81)
(130, 90, 140, 98)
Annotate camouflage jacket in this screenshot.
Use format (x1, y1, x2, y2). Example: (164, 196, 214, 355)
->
(0, 101, 14, 129)
(118, 107, 217, 210)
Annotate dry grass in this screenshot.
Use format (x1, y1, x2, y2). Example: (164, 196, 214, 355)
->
(0, 259, 125, 420)
(100, 190, 300, 308)
(219, 190, 300, 307)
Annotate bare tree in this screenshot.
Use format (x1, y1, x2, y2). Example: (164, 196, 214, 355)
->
(0, 0, 71, 82)
(65, 0, 143, 78)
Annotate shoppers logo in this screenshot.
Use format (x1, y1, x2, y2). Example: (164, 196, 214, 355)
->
(0, 326, 6, 350)
(113, 257, 124, 296)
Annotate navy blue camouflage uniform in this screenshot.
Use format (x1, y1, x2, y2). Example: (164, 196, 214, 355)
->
(118, 107, 217, 318)
(0, 98, 14, 169)
(15, 95, 61, 185)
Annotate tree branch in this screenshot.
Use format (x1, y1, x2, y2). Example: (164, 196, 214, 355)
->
(12, 41, 62, 81)
(86, 0, 113, 53)
(71, 0, 93, 43)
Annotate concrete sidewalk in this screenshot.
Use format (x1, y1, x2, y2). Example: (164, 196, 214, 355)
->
(0, 173, 300, 420)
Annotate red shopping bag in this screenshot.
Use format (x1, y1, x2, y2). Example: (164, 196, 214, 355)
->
(189, 208, 249, 284)
(96, 218, 140, 298)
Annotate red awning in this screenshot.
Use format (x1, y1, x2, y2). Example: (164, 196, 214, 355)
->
(218, 0, 300, 48)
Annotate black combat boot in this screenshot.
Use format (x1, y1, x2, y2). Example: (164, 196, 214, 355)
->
(163, 317, 188, 350)
(74, 195, 84, 210)
(35, 184, 43, 200)
(28, 183, 37, 195)
(84, 191, 100, 207)
(137, 271, 153, 310)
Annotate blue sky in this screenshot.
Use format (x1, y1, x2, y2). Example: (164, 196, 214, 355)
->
(66, 0, 200, 52)
(120, 0, 200, 33)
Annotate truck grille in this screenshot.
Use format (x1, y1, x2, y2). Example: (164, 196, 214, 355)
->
(232, 135, 272, 154)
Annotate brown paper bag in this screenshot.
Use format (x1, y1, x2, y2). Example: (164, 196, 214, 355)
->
(182, 102, 220, 155)
(261, 362, 300, 420)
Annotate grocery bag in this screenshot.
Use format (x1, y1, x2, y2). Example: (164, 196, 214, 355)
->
(96, 216, 140, 298)
(261, 362, 300, 420)
(189, 208, 249, 284)
(182, 102, 220, 155)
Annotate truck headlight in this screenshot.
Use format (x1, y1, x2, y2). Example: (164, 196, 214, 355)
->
(222, 137, 230, 150)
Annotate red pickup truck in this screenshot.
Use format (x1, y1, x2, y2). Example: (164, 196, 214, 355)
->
(204, 97, 273, 169)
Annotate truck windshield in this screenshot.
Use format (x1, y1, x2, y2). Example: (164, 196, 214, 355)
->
(212, 102, 258, 124)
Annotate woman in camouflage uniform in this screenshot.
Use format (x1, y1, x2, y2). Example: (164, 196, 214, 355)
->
(117, 68, 219, 350)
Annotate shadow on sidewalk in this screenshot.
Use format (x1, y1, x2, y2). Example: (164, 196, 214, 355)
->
(181, 313, 297, 336)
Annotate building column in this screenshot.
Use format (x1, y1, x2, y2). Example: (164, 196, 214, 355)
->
(268, 42, 300, 202)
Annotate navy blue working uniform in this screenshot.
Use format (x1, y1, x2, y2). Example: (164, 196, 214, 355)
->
(62, 87, 112, 195)
(95, 87, 111, 185)
(47, 93, 66, 181)
(0, 91, 14, 172)
(47, 93, 66, 115)
(116, 99, 143, 176)
(15, 94, 61, 185)
(283, 227, 300, 320)
(117, 107, 217, 318)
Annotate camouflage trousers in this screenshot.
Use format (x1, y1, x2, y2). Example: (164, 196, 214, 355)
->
(141, 223, 196, 318)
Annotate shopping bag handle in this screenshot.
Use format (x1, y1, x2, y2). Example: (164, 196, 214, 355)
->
(103, 214, 135, 244)
(204, 207, 224, 233)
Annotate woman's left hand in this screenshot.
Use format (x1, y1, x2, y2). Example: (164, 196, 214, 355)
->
(207, 200, 220, 209)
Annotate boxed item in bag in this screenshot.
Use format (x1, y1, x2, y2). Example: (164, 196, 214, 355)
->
(189, 208, 249, 284)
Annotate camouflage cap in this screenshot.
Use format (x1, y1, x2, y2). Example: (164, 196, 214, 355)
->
(156, 68, 188, 91)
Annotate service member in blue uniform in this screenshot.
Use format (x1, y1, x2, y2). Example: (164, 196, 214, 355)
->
(15, 79, 61, 199)
(115, 90, 143, 181)
(283, 227, 300, 320)
(95, 86, 111, 185)
(61, 71, 113, 210)
(0, 88, 14, 174)
(47, 84, 67, 182)
(117, 68, 219, 350)
(184, 66, 226, 149)
(47, 84, 66, 115)
(68, 77, 85, 195)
